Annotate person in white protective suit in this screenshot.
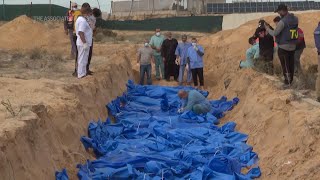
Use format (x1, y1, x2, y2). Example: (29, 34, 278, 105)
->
(75, 4, 93, 79)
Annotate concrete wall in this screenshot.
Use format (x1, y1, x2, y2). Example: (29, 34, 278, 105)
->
(111, 10, 178, 17)
(112, 0, 175, 12)
(222, 10, 320, 30)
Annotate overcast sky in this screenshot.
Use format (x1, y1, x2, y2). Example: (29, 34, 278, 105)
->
(5, 0, 313, 13)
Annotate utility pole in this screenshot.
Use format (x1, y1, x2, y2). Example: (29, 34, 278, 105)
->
(2, 0, 5, 21)
(49, 0, 52, 16)
(177, 0, 180, 16)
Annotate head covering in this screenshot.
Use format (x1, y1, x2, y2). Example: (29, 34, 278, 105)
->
(273, 16, 281, 23)
(71, 2, 78, 7)
(274, 4, 288, 13)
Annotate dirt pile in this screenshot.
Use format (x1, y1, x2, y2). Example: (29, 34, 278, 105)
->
(0, 50, 133, 179)
(0, 15, 68, 54)
(197, 12, 320, 180)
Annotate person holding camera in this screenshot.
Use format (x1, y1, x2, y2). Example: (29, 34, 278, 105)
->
(263, 4, 299, 87)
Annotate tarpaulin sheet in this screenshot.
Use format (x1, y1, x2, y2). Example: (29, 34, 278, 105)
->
(56, 80, 261, 180)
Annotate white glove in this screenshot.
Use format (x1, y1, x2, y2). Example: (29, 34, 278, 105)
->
(83, 43, 89, 50)
(193, 45, 199, 51)
(175, 58, 180, 65)
(177, 108, 184, 113)
(186, 64, 189, 71)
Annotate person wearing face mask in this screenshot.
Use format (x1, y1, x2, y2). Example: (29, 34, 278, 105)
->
(149, 28, 165, 80)
(64, 2, 81, 60)
(264, 4, 298, 87)
(161, 32, 179, 81)
(137, 39, 155, 85)
(75, 4, 93, 79)
(187, 38, 205, 90)
(175, 34, 192, 86)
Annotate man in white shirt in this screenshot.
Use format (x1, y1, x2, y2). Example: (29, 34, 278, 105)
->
(75, 4, 93, 79)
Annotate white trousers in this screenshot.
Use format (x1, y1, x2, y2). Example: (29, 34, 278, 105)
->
(77, 45, 90, 78)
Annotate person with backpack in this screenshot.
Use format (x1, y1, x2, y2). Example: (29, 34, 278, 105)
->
(263, 4, 299, 87)
(294, 27, 306, 74)
(64, 2, 81, 60)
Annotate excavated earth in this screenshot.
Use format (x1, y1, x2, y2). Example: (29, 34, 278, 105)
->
(0, 13, 320, 179)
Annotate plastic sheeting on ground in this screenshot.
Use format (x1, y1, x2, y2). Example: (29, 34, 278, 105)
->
(56, 80, 261, 180)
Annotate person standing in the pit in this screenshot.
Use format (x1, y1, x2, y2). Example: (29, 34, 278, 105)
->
(75, 5, 93, 79)
(255, 27, 275, 75)
(64, 2, 81, 60)
(86, 7, 102, 75)
(294, 27, 306, 74)
(161, 32, 179, 81)
(263, 4, 299, 87)
(137, 39, 154, 85)
(149, 29, 165, 80)
(187, 37, 205, 90)
(314, 22, 320, 102)
(175, 34, 192, 86)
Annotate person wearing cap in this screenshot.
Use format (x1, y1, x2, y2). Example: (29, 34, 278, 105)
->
(314, 22, 320, 102)
(264, 4, 299, 86)
(255, 27, 274, 75)
(75, 4, 93, 79)
(175, 34, 192, 86)
(149, 29, 165, 80)
(240, 37, 259, 69)
(161, 32, 179, 81)
(64, 2, 81, 60)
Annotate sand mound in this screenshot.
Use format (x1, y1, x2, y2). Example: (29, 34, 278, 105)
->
(196, 11, 320, 180)
(0, 15, 68, 53)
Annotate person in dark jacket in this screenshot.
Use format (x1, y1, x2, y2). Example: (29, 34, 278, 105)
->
(264, 4, 298, 87)
(314, 22, 320, 102)
(161, 32, 179, 81)
(294, 27, 306, 74)
(255, 27, 275, 75)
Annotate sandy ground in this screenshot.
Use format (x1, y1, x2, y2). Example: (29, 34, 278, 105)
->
(0, 13, 320, 179)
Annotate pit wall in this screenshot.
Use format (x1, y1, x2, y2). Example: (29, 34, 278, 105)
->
(0, 53, 132, 180)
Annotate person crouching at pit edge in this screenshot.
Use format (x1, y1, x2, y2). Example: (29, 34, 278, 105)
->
(186, 37, 205, 90)
(239, 37, 259, 69)
(137, 39, 154, 85)
(177, 90, 212, 115)
(75, 4, 93, 79)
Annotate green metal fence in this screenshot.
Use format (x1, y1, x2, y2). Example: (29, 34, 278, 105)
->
(0, 4, 223, 33)
(96, 16, 223, 33)
(0, 4, 67, 21)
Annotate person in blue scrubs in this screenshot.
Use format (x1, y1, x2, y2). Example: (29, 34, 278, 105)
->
(187, 38, 205, 90)
(175, 34, 192, 86)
